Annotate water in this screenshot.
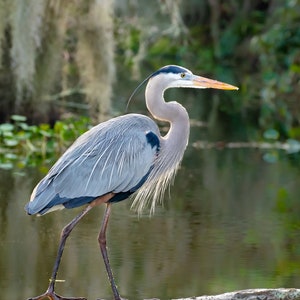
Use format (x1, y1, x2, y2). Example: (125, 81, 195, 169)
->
(1, 145, 300, 300)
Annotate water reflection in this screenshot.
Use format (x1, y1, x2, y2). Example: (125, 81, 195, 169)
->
(1, 147, 300, 299)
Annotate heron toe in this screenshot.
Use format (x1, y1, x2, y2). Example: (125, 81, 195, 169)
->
(27, 291, 87, 300)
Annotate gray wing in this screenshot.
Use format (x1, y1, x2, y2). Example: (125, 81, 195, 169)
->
(26, 114, 160, 214)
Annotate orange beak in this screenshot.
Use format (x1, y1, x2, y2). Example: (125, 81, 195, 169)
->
(192, 75, 239, 90)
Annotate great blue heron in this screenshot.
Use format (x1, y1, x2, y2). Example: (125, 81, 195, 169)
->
(25, 65, 238, 300)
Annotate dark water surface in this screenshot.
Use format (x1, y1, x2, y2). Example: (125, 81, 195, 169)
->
(1, 146, 300, 300)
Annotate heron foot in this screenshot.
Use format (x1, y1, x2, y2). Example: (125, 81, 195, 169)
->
(27, 290, 87, 300)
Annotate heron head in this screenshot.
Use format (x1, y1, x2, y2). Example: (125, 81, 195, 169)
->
(152, 65, 239, 91)
(126, 65, 238, 111)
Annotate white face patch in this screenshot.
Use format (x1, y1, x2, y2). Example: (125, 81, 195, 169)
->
(156, 71, 195, 89)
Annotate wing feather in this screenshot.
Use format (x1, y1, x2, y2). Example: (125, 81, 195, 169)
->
(26, 114, 160, 215)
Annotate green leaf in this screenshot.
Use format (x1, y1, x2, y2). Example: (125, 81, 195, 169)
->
(39, 130, 52, 137)
(54, 121, 64, 133)
(0, 123, 14, 132)
(4, 139, 19, 147)
(0, 162, 13, 170)
(263, 128, 279, 140)
(19, 122, 29, 130)
(11, 115, 27, 122)
(4, 153, 18, 160)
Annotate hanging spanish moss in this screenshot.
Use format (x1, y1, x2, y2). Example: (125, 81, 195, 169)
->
(10, 0, 46, 111)
(75, 0, 115, 122)
(0, 0, 114, 123)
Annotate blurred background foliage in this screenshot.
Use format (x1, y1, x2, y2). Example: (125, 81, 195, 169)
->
(0, 0, 300, 167)
(1, 2, 300, 297)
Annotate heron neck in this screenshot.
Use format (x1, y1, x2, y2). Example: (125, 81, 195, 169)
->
(145, 77, 190, 150)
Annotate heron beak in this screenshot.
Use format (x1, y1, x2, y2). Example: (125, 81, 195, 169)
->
(192, 75, 239, 90)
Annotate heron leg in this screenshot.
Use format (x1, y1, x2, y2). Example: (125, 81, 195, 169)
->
(27, 205, 93, 300)
(98, 203, 121, 300)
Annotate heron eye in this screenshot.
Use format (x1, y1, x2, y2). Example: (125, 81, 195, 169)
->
(180, 73, 186, 78)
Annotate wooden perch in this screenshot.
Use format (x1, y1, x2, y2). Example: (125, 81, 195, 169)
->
(173, 288, 300, 300)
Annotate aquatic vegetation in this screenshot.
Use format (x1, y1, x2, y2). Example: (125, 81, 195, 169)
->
(0, 115, 91, 170)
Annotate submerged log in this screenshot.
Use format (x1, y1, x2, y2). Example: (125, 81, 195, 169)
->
(173, 288, 300, 300)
